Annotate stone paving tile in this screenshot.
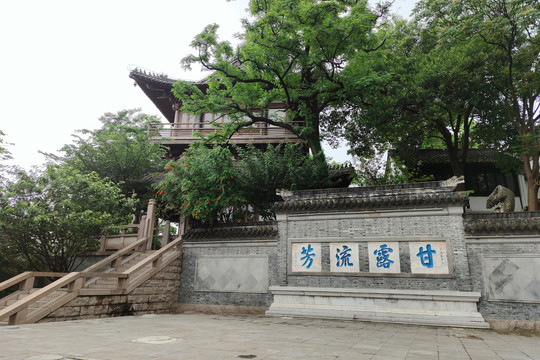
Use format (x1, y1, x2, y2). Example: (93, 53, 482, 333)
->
(1, 314, 539, 360)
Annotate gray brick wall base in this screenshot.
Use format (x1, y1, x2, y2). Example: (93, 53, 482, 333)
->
(176, 303, 267, 315)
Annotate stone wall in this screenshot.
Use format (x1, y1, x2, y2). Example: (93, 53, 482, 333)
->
(277, 209, 472, 292)
(273, 183, 474, 294)
(177, 224, 278, 312)
(464, 213, 540, 329)
(41, 258, 182, 322)
(174, 185, 540, 328)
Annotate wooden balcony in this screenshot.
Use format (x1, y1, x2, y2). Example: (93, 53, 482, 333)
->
(150, 121, 303, 147)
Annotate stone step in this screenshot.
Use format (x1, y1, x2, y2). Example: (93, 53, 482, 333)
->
(0, 289, 64, 313)
(267, 286, 490, 329)
(86, 283, 120, 290)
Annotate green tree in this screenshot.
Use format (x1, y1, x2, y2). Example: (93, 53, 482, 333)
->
(237, 143, 331, 218)
(332, 17, 493, 181)
(351, 148, 433, 186)
(49, 109, 166, 218)
(156, 143, 245, 226)
(174, 0, 389, 171)
(156, 142, 331, 225)
(0, 165, 133, 273)
(415, 0, 540, 209)
(0, 130, 11, 166)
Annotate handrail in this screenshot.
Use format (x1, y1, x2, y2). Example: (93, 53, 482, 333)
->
(0, 272, 69, 292)
(0, 270, 134, 324)
(79, 272, 129, 279)
(149, 120, 304, 138)
(149, 120, 304, 129)
(123, 237, 182, 276)
(84, 236, 150, 273)
(0, 272, 33, 292)
(0, 272, 81, 323)
(102, 233, 139, 239)
(0, 236, 182, 324)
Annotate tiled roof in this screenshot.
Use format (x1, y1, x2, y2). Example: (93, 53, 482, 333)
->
(129, 68, 209, 123)
(274, 179, 468, 212)
(182, 222, 278, 241)
(129, 68, 176, 86)
(464, 212, 540, 234)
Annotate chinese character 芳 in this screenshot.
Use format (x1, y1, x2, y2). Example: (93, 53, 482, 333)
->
(336, 245, 354, 267)
(374, 244, 394, 268)
(416, 244, 436, 268)
(300, 244, 316, 269)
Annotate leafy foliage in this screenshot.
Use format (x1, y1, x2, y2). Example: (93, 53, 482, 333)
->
(415, 0, 540, 209)
(330, 17, 495, 179)
(48, 109, 167, 216)
(0, 130, 12, 166)
(156, 142, 331, 224)
(237, 143, 331, 218)
(352, 150, 433, 186)
(174, 0, 390, 168)
(156, 143, 245, 225)
(0, 165, 133, 273)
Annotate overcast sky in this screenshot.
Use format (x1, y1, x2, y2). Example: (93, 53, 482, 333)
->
(0, 0, 418, 170)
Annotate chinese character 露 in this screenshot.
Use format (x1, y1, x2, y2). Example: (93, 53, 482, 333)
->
(301, 244, 316, 269)
(374, 244, 394, 268)
(416, 244, 436, 268)
(336, 245, 354, 267)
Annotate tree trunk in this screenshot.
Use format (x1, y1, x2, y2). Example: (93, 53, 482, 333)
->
(527, 182, 539, 211)
(447, 149, 466, 191)
(521, 152, 539, 211)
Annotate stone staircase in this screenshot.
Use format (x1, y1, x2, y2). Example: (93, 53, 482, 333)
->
(0, 235, 182, 326)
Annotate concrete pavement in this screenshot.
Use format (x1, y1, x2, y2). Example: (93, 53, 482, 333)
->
(1, 313, 538, 360)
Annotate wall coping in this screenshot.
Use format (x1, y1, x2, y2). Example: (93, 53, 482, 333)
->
(274, 188, 468, 212)
(268, 286, 481, 301)
(183, 222, 278, 241)
(464, 212, 540, 234)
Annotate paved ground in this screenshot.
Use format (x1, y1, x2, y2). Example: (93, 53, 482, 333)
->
(1, 314, 539, 360)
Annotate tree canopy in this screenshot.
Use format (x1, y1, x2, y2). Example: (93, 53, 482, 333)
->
(414, 0, 540, 209)
(328, 16, 495, 181)
(0, 130, 11, 166)
(174, 0, 390, 169)
(0, 165, 133, 273)
(156, 142, 330, 225)
(49, 109, 167, 217)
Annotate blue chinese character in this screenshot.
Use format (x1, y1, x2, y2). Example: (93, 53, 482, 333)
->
(300, 244, 316, 269)
(374, 244, 394, 268)
(416, 244, 436, 268)
(336, 245, 354, 267)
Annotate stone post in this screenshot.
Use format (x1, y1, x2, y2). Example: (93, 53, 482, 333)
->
(162, 220, 171, 246)
(145, 199, 157, 250)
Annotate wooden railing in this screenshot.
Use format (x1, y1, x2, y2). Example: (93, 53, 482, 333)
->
(98, 224, 140, 252)
(0, 236, 183, 325)
(0, 272, 80, 325)
(0, 272, 69, 294)
(149, 121, 303, 140)
(120, 237, 183, 293)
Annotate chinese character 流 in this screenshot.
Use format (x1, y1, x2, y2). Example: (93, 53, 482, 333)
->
(335, 245, 354, 267)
